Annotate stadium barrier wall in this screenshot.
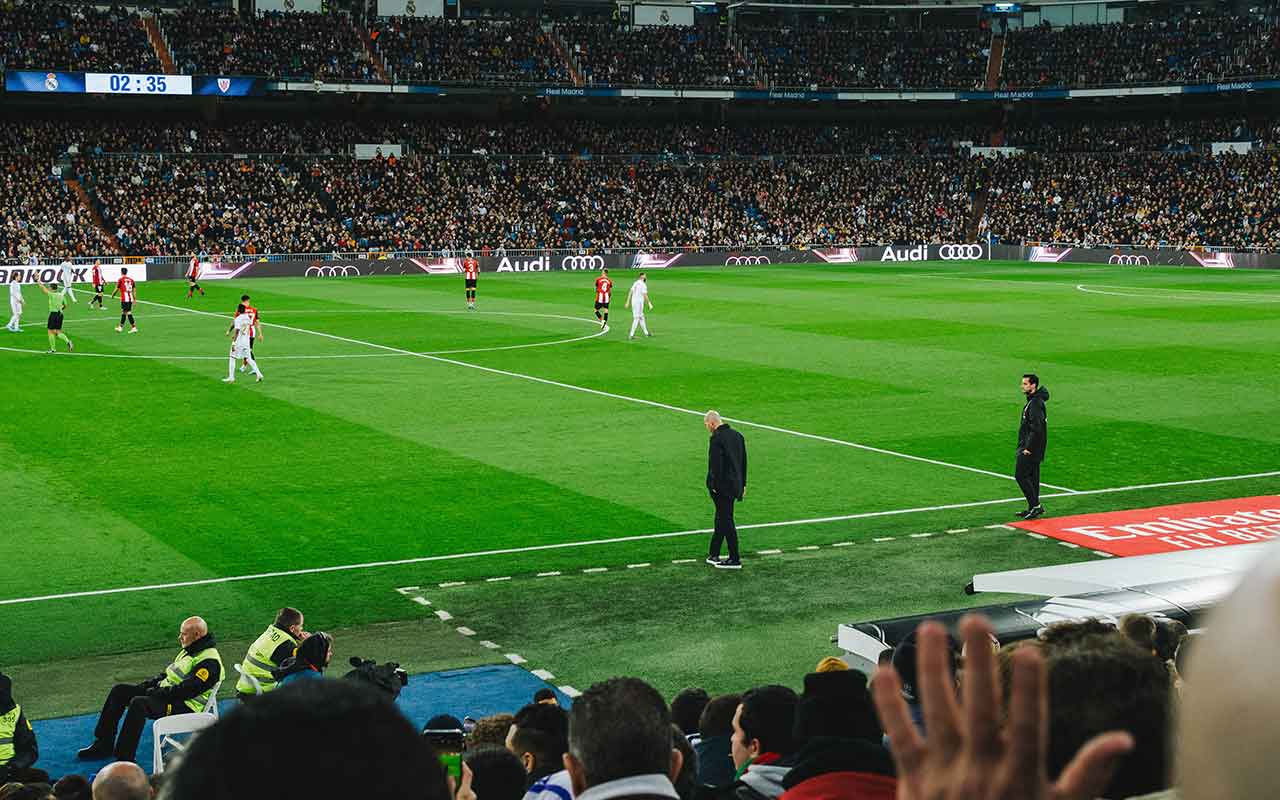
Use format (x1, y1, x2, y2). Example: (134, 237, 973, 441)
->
(996, 244, 1280, 269)
(0, 262, 147, 285)
(127, 242, 1280, 283)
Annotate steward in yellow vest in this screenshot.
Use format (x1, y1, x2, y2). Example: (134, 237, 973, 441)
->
(0, 671, 39, 783)
(78, 616, 223, 764)
(236, 607, 306, 699)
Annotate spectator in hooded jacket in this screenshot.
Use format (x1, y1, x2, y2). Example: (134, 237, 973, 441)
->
(564, 677, 683, 800)
(778, 670, 895, 800)
(274, 631, 333, 687)
(694, 694, 741, 792)
(720, 686, 797, 800)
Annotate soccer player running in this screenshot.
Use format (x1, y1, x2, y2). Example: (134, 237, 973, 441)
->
(237, 294, 263, 374)
(462, 253, 480, 310)
(110, 267, 138, 333)
(59, 260, 78, 304)
(89, 261, 105, 309)
(37, 281, 73, 353)
(186, 255, 206, 299)
(6, 275, 23, 332)
(624, 272, 654, 340)
(224, 304, 263, 383)
(593, 268, 613, 331)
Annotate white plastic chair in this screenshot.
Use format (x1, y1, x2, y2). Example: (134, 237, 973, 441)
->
(234, 663, 264, 696)
(150, 680, 222, 775)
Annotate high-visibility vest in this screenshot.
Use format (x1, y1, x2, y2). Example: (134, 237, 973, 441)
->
(236, 625, 298, 695)
(0, 704, 21, 765)
(160, 646, 224, 713)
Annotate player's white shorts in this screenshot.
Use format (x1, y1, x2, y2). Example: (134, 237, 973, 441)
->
(9, 300, 21, 315)
(630, 309, 645, 319)
(231, 343, 252, 359)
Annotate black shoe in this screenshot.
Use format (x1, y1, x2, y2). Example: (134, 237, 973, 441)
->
(78, 740, 113, 760)
(1015, 508, 1032, 519)
(714, 560, 742, 570)
(705, 557, 724, 566)
(1025, 505, 1045, 520)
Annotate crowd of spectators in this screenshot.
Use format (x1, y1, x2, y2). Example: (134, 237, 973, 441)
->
(557, 24, 753, 87)
(0, 2, 160, 74)
(78, 155, 350, 256)
(1002, 116, 1280, 152)
(739, 26, 988, 90)
(162, 8, 375, 82)
(981, 150, 1280, 249)
(0, 595, 1243, 800)
(371, 17, 570, 85)
(0, 156, 118, 260)
(1002, 15, 1280, 88)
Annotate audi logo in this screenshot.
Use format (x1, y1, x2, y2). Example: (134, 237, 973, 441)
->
(938, 244, 985, 260)
(1108, 255, 1151, 266)
(724, 256, 772, 266)
(560, 255, 606, 270)
(305, 265, 362, 278)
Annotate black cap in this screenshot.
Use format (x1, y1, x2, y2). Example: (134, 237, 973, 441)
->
(793, 670, 881, 743)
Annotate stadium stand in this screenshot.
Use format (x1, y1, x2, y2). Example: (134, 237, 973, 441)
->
(370, 17, 570, 85)
(556, 23, 753, 87)
(1002, 15, 1280, 88)
(738, 25, 988, 89)
(0, 2, 161, 74)
(0, 155, 118, 259)
(161, 8, 376, 82)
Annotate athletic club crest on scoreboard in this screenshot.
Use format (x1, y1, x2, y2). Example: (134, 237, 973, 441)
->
(217, 78, 231, 93)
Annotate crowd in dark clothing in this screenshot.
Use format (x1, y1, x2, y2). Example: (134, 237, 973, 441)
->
(980, 150, 1280, 250)
(738, 26, 988, 89)
(557, 23, 753, 87)
(1002, 15, 1280, 88)
(0, 156, 117, 260)
(371, 17, 570, 85)
(0, 2, 160, 74)
(162, 8, 376, 81)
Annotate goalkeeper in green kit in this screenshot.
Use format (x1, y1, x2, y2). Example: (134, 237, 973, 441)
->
(38, 281, 74, 353)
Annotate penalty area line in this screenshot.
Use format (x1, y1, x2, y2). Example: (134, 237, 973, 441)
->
(5, 468, 1277, 606)
(134, 299, 1077, 493)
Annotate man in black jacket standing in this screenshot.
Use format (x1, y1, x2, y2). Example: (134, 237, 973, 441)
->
(705, 410, 748, 570)
(1016, 373, 1049, 520)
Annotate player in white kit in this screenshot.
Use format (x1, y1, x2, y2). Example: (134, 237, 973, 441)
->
(223, 304, 264, 383)
(624, 273, 654, 340)
(6, 276, 24, 332)
(60, 260, 77, 303)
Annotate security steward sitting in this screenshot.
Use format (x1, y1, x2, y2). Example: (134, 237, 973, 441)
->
(78, 616, 223, 763)
(0, 670, 41, 783)
(236, 607, 307, 700)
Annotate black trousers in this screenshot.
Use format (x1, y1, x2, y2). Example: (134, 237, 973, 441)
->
(93, 683, 175, 761)
(708, 491, 740, 562)
(1015, 454, 1042, 508)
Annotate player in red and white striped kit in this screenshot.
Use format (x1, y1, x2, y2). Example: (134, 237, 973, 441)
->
(593, 269, 613, 331)
(463, 255, 480, 310)
(89, 261, 105, 310)
(111, 268, 138, 333)
(186, 256, 205, 299)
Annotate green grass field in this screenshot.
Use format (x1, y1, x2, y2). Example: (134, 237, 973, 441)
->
(4, 260, 1279, 717)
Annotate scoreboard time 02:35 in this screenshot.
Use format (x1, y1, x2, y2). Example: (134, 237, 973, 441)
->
(84, 73, 194, 95)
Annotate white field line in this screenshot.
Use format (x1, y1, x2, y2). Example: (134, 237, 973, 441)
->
(132, 298, 1078, 493)
(5, 468, 1278, 606)
(1075, 284, 1280, 303)
(0, 310, 606, 361)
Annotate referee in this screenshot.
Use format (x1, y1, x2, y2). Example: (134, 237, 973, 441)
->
(38, 282, 73, 353)
(1015, 373, 1048, 519)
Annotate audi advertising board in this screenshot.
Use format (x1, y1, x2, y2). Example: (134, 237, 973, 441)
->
(879, 243, 988, 262)
(994, 245, 1280, 270)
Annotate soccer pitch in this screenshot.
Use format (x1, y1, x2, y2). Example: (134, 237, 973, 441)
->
(4, 260, 1279, 714)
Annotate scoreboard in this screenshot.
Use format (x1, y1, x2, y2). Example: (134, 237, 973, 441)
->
(5, 71, 264, 96)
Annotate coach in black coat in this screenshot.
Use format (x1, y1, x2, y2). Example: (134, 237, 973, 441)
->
(1015, 373, 1049, 519)
(705, 410, 748, 568)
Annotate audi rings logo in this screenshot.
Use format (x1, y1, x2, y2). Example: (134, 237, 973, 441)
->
(305, 265, 362, 278)
(1108, 255, 1151, 266)
(724, 256, 772, 266)
(938, 244, 985, 260)
(560, 255, 606, 271)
